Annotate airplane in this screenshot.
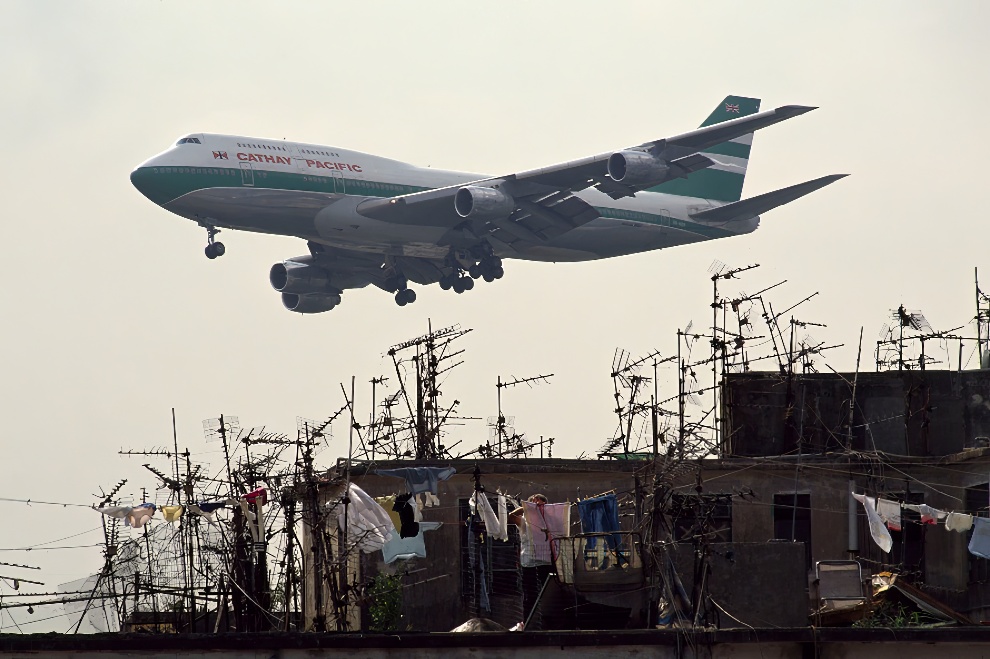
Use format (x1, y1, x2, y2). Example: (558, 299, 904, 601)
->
(130, 95, 845, 314)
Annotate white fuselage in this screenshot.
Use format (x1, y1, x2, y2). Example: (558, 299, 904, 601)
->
(131, 133, 757, 263)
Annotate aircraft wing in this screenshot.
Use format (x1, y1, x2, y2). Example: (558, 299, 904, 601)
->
(356, 104, 816, 250)
(688, 174, 848, 223)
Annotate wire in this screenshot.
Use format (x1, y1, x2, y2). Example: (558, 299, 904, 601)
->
(0, 496, 94, 509)
(0, 544, 105, 552)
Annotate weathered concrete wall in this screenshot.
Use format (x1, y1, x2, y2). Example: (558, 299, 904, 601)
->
(669, 542, 809, 628)
(723, 370, 990, 458)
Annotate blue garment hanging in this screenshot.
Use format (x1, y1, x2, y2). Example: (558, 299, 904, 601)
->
(377, 467, 456, 495)
(577, 493, 621, 550)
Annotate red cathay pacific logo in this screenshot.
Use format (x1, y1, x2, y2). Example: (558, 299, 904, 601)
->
(213, 151, 228, 160)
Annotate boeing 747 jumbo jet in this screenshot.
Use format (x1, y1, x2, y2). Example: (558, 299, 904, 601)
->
(131, 96, 844, 314)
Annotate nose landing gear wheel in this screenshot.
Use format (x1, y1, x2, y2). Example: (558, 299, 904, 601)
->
(200, 223, 225, 260)
(205, 242, 226, 259)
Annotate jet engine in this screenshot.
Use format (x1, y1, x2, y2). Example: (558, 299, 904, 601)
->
(607, 150, 669, 187)
(270, 259, 332, 295)
(454, 186, 515, 220)
(280, 292, 342, 314)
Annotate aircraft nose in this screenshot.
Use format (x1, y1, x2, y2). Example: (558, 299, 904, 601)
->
(130, 162, 165, 205)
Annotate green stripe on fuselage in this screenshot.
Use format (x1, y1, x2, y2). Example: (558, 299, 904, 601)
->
(133, 166, 734, 241)
(701, 141, 751, 159)
(647, 168, 745, 202)
(131, 165, 429, 206)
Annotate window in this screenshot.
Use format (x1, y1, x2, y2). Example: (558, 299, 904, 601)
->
(773, 493, 812, 569)
(670, 493, 732, 543)
(459, 497, 520, 603)
(176, 137, 201, 145)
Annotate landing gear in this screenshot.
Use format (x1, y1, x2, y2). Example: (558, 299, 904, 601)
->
(205, 242, 225, 259)
(201, 223, 225, 260)
(439, 255, 502, 292)
(395, 288, 417, 306)
(477, 256, 503, 282)
(384, 274, 408, 293)
(451, 276, 475, 293)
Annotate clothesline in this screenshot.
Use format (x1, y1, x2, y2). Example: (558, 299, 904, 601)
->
(851, 492, 990, 559)
(0, 497, 95, 509)
(93, 487, 269, 528)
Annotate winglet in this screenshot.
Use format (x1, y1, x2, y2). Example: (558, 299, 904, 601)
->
(773, 105, 818, 118)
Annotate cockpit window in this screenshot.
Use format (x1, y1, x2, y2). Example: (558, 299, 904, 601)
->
(176, 137, 202, 145)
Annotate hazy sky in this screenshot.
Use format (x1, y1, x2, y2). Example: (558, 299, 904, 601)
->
(1, 0, 988, 632)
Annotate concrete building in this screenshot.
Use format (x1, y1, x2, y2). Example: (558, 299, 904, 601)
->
(299, 369, 990, 632)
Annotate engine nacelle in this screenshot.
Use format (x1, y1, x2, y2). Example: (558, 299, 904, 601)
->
(454, 186, 515, 220)
(607, 150, 669, 187)
(281, 292, 341, 314)
(270, 260, 332, 295)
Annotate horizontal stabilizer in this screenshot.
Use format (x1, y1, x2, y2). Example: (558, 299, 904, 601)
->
(689, 174, 847, 222)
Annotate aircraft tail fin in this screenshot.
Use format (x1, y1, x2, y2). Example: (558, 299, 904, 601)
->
(689, 174, 848, 223)
(648, 95, 761, 202)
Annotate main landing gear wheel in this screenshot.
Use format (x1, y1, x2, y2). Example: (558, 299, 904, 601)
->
(205, 242, 226, 259)
(395, 288, 417, 306)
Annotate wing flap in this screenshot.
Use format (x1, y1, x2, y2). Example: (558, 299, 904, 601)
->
(689, 174, 848, 223)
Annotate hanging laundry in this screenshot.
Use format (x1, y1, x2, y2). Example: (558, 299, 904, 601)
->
(497, 495, 508, 541)
(125, 503, 156, 528)
(393, 493, 420, 538)
(382, 521, 442, 563)
(160, 505, 183, 523)
(95, 506, 132, 520)
(852, 494, 892, 553)
(970, 518, 990, 559)
(946, 512, 975, 532)
(876, 498, 902, 531)
(426, 493, 440, 507)
(374, 495, 402, 531)
(187, 500, 231, 523)
(244, 487, 268, 506)
(577, 494, 622, 550)
(238, 499, 263, 543)
(522, 501, 571, 564)
(378, 466, 456, 496)
(904, 503, 947, 525)
(185, 499, 232, 523)
(471, 491, 506, 541)
(334, 482, 395, 553)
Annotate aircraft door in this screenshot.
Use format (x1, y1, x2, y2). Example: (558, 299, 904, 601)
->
(331, 169, 344, 194)
(240, 162, 254, 187)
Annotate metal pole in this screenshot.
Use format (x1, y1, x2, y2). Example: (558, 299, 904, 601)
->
(678, 331, 685, 460)
(848, 479, 859, 555)
(847, 327, 864, 451)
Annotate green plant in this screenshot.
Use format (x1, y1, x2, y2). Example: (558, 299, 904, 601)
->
(368, 572, 403, 632)
(853, 600, 929, 628)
